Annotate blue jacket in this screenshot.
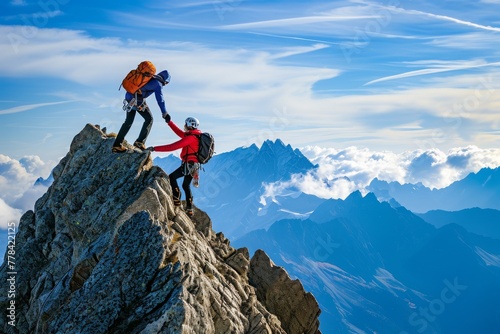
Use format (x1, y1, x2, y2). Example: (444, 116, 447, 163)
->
(125, 78, 167, 114)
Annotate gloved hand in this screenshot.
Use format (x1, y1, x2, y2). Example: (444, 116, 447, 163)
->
(146, 146, 155, 152)
(162, 113, 171, 123)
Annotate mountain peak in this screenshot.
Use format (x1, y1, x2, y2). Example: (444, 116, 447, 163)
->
(262, 138, 285, 148)
(0, 124, 321, 334)
(259, 138, 290, 156)
(346, 189, 363, 201)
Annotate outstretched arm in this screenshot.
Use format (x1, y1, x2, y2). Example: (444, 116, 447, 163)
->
(153, 136, 196, 152)
(154, 84, 167, 114)
(168, 120, 185, 138)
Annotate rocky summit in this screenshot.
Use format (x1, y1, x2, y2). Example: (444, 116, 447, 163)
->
(0, 124, 321, 334)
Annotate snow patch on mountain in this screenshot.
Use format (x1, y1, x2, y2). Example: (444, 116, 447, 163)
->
(373, 268, 408, 297)
(281, 255, 369, 309)
(476, 247, 500, 267)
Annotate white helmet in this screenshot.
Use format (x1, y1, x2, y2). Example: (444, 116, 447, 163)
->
(185, 117, 200, 129)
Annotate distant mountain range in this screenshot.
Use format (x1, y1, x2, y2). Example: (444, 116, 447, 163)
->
(155, 139, 317, 239)
(234, 191, 500, 333)
(154, 140, 500, 241)
(155, 140, 500, 333)
(417, 208, 500, 240)
(154, 139, 500, 333)
(368, 167, 500, 213)
(4, 136, 499, 333)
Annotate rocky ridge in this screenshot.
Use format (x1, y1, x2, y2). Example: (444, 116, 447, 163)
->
(0, 124, 321, 334)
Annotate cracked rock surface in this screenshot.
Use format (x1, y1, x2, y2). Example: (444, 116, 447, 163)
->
(0, 124, 321, 334)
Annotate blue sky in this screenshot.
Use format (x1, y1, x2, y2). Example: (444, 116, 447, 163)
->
(1, 0, 500, 165)
(1, 1, 500, 234)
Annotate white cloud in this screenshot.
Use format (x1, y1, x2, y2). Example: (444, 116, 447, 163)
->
(407, 9, 500, 33)
(365, 60, 500, 85)
(12, 184, 49, 213)
(0, 24, 338, 94)
(261, 145, 500, 201)
(0, 198, 22, 229)
(429, 32, 500, 49)
(0, 22, 499, 156)
(19, 155, 46, 173)
(0, 101, 73, 115)
(218, 14, 378, 30)
(248, 32, 343, 45)
(262, 173, 357, 201)
(404, 146, 500, 188)
(0, 154, 53, 213)
(10, 0, 26, 5)
(364, 2, 500, 33)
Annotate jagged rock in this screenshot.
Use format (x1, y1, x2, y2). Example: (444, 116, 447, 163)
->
(250, 250, 322, 334)
(0, 124, 321, 334)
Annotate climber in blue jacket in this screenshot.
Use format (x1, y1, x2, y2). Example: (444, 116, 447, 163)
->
(112, 70, 171, 153)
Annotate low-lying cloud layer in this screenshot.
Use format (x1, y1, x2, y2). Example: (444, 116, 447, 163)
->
(1, 145, 499, 229)
(0, 154, 53, 228)
(263, 145, 500, 200)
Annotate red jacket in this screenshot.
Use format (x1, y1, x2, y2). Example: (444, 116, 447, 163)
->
(153, 121, 201, 162)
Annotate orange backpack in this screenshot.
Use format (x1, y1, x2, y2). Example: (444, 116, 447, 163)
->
(120, 61, 156, 94)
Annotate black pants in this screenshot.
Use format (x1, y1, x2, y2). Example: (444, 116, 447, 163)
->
(169, 163, 193, 201)
(114, 106, 153, 146)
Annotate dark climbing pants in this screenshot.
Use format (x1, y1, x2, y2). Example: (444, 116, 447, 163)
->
(114, 106, 153, 146)
(169, 163, 193, 201)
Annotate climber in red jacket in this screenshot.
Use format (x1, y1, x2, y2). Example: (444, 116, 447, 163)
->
(148, 115, 201, 216)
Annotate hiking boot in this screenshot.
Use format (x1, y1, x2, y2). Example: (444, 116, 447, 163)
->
(112, 145, 127, 153)
(186, 197, 194, 216)
(134, 141, 146, 150)
(172, 188, 181, 206)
